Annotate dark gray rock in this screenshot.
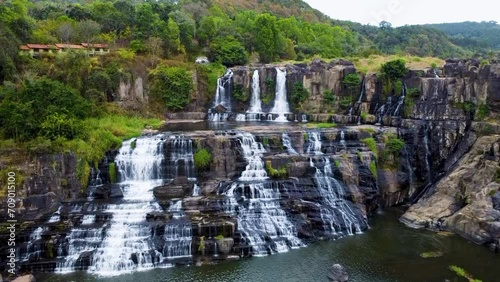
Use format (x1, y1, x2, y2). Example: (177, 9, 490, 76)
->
(327, 264, 349, 282)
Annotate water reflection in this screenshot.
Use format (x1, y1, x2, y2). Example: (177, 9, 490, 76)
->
(38, 209, 499, 282)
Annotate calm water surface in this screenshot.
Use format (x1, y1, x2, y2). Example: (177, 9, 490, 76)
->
(38, 209, 499, 282)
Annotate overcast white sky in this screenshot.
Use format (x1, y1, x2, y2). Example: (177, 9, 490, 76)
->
(304, 0, 500, 26)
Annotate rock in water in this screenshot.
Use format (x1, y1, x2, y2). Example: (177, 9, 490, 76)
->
(327, 264, 349, 282)
(12, 275, 36, 282)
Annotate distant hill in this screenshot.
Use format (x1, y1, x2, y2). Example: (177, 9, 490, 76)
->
(424, 21, 500, 51)
(213, 0, 328, 22)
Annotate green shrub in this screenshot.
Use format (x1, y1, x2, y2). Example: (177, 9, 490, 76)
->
(381, 59, 409, 82)
(108, 162, 117, 183)
(406, 87, 421, 97)
(385, 137, 405, 156)
(194, 149, 212, 171)
(343, 73, 360, 94)
(292, 82, 309, 108)
(475, 103, 490, 121)
(323, 90, 336, 105)
(232, 84, 248, 102)
(306, 123, 336, 129)
(420, 251, 443, 258)
(339, 96, 353, 110)
(265, 160, 288, 179)
(361, 137, 378, 158)
(150, 65, 193, 110)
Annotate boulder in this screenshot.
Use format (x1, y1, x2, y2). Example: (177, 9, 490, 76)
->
(12, 275, 36, 282)
(327, 264, 349, 282)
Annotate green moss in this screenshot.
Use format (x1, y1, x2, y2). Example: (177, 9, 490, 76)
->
(198, 236, 205, 254)
(334, 159, 341, 167)
(475, 103, 490, 121)
(303, 132, 309, 141)
(420, 251, 443, 258)
(215, 234, 224, 240)
(265, 161, 288, 179)
(361, 137, 378, 158)
(130, 139, 137, 150)
(76, 158, 91, 189)
(232, 84, 249, 102)
(109, 162, 117, 183)
(194, 149, 212, 171)
(262, 137, 269, 146)
(449, 265, 482, 282)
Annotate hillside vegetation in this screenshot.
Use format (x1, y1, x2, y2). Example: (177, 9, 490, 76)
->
(0, 0, 493, 182)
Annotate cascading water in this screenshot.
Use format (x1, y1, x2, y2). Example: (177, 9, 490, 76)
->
(192, 184, 201, 197)
(340, 131, 346, 151)
(163, 200, 192, 259)
(238, 132, 268, 181)
(393, 83, 406, 116)
(306, 131, 323, 155)
(165, 135, 196, 181)
(223, 132, 303, 255)
(309, 157, 366, 236)
(270, 68, 290, 122)
(88, 135, 165, 276)
(208, 69, 233, 122)
(282, 133, 298, 155)
(423, 126, 432, 185)
(224, 182, 304, 256)
(247, 70, 263, 121)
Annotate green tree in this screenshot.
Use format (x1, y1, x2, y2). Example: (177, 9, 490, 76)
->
(254, 13, 279, 63)
(380, 59, 409, 82)
(150, 65, 193, 110)
(208, 36, 248, 66)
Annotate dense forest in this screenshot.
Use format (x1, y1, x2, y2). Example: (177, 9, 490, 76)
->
(426, 21, 500, 52)
(0, 0, 496, 181)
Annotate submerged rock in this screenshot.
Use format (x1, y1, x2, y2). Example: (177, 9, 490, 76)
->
(12, 275, 36, 282)
(327, 264, 349, 282)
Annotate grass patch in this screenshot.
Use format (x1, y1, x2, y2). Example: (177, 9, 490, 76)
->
(361, 137, 378, 158)
(306, 122, 337, 129)
(420, 251, 443, 258)
(350, 55, 445, 73)
(108, 162, 117, 183)
(449, 265, 482, 282)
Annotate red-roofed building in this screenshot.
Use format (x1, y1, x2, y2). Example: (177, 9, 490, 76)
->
(19, 44, 58, 56)
(81, 43, 110, 55)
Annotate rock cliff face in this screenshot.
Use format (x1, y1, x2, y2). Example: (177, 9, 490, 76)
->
(401, 135, 500, 249)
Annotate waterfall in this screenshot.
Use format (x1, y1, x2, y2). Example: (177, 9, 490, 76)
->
(224, 182, 304, 256)
(404, 146, 416, 197)
(310, 157, 366, 236)
(88, 135, 165, 276)
(21, 227, 46, 262)
(163, 200, 192, 258)
(306, 131, 323, 155)
(282, 133, 298, 155)
(56, 228, 105, 273)
(301, 114, 308, 123)
(270, 68, 290, 122)
(340, 131, 346, 150)
(248, 70, 262, 114)
(192, 183, 201, 197)
(423, 126, 432, 185)
(393, 83, 406, 116)
(238, 132, 268, 181)
(236, 114, 246, 121)
(165, 135, 196, 181)
(208, 69, 233, 122)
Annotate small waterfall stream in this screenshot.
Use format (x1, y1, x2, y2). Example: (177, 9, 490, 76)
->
(282, 133, 298, 155)
(247, 70, 263, 120)
(208, 69, 233, 122)
(306, 131, 323, 155)
(270, 68, 290, 122)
